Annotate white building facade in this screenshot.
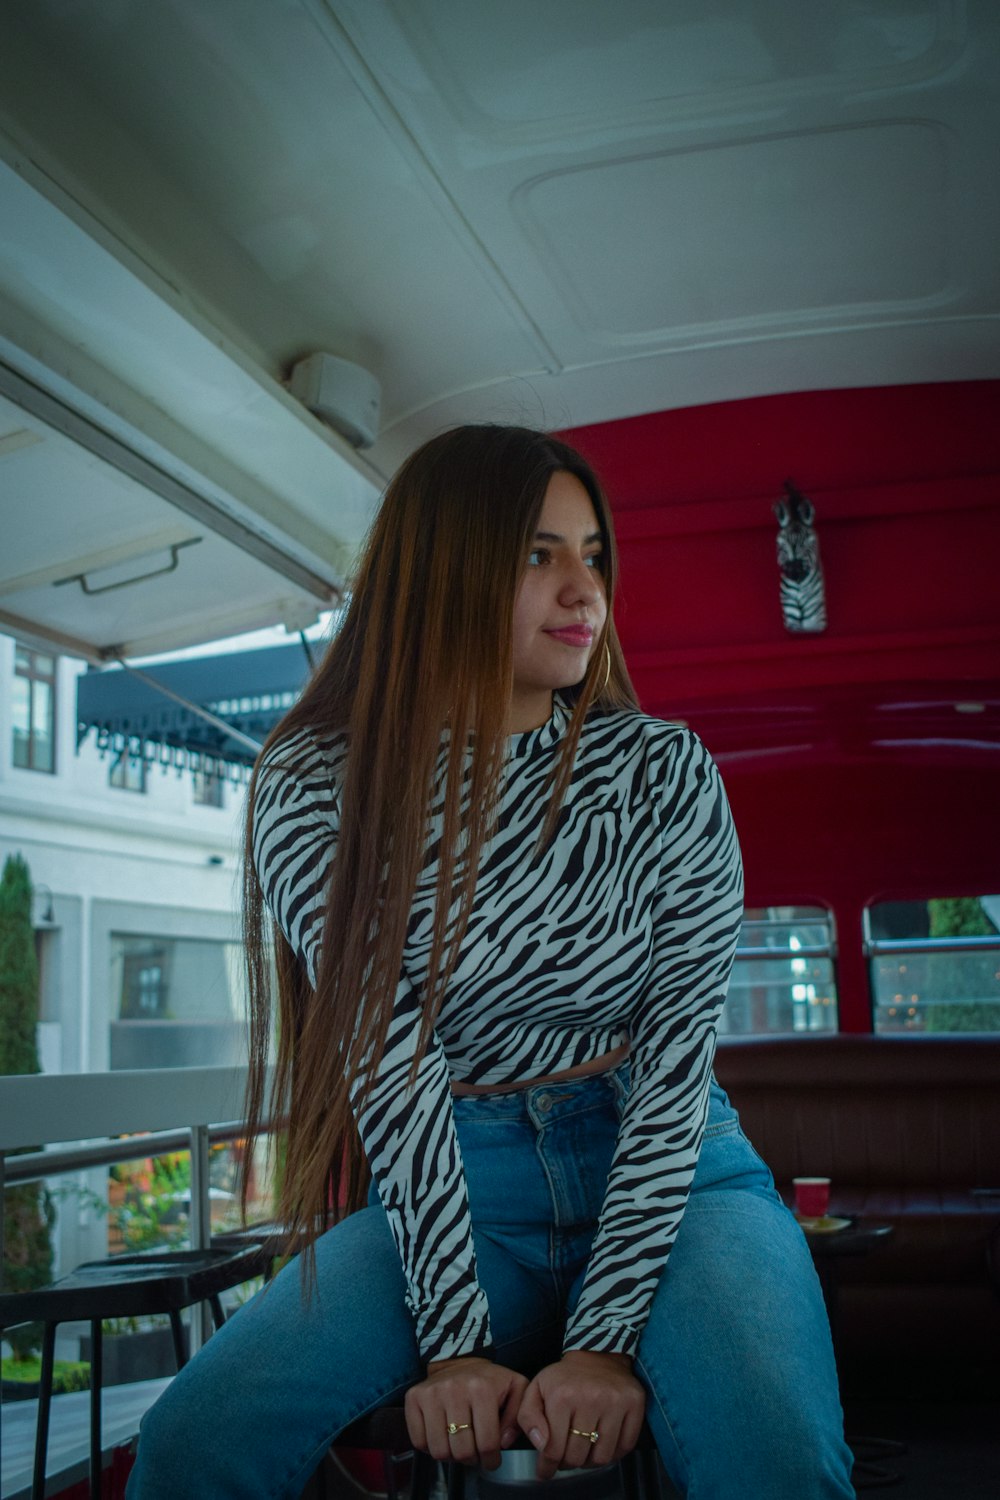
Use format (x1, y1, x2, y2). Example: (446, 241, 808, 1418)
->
(1, 632, 248, 1084)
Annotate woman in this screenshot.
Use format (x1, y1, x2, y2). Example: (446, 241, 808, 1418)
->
(129, 425, 854, 1497)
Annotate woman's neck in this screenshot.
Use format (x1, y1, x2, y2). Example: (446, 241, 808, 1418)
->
(506, 686, 553, 734)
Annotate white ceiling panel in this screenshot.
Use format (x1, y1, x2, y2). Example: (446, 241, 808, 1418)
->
(370, 0, 963, 136)
(0, 3, 556, 419)
(513, 122, 952, 342)
(0, 0, 996, 596)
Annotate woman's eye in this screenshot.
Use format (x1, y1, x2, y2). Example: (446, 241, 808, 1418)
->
(527, 546, 602, 570)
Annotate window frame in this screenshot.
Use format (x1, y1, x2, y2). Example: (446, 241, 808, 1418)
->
(192, 767, 225, 808)
(109, 749, 148, 794)
(863, 900, 1000, 1034)
(12, 643, 57, 773)
(725, 904, 840, 1036)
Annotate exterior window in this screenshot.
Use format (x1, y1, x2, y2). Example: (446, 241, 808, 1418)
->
(12, 645, 56, 772)
(119, 939, 171, 1018)
(109, 934, 249, 1069)
(109, 751, 147, 793)
(723, 906, 839, 1035)
(867, 895, 1000, 1034)
(192, 768, 225, 808)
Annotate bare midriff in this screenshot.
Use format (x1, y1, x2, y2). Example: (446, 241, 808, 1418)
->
(450, 1041, 630, 1096)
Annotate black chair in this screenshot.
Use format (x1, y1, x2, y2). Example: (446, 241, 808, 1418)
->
(0, 1242, 266, 1500)
(335, 1407, 674, 1500)
(210, 1219, 305, 1279)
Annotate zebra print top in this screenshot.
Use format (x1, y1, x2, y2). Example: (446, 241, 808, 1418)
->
(252, 696, 744, 1364)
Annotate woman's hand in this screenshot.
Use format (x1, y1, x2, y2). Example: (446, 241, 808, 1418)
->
(517, 1350, 646, 1480)
(404, 1355, 529, 1472)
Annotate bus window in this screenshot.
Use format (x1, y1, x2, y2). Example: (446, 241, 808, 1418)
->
(866, 896, 1000, 1034)
(724, 906, 838, 1036)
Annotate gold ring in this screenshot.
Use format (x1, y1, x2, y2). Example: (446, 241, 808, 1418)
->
(447, 1422, 472, 1436)
(570, 1428, 600, 1444)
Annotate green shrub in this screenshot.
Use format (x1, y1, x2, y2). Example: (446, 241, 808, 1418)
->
(54, 1361, 92, 1394)
(1, 1356, 91, 1393)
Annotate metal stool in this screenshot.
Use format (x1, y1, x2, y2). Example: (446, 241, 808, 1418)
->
(0, 1242, 266, 1500)
(336, 1406, 673, 1500)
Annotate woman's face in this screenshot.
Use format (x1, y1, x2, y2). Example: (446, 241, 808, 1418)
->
(509, 469, 608, 732)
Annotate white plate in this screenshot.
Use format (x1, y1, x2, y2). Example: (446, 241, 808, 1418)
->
(797, 1214, 852, 1234)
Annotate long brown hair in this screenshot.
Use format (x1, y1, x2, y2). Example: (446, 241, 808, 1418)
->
(241, 424, 638, 1266)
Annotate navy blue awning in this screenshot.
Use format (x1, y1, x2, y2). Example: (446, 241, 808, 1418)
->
(76, 642, 313, 777)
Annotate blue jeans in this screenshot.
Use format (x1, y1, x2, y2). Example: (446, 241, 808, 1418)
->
(128, 1071, 855, 1498)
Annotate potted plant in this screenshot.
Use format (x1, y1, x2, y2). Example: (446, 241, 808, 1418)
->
(79, 1314, 186, 1386)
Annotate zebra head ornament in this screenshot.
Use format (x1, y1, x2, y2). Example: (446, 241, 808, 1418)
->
(774, 482, 827, 633)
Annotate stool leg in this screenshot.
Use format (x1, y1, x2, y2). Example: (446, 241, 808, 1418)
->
(619, 1448, 642, 1500)
(169, 1308, 187, 1368)
(409, 1450, 437, 1500)
(379, 1450, 398, 1500)
(383, 1448, 419, 1500)
(32, 1322, 57, 1500)
(89, 1318, 103, 1500)
(640, 1443, 666, 1500)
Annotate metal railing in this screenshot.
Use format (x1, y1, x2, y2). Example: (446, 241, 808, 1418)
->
(0, 1067, 274, 1305)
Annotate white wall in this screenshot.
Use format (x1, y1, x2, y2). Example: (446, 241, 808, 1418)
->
(0, 633, 247, 1076)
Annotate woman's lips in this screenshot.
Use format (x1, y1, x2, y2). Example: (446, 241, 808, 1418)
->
(545, 625, 594, 647)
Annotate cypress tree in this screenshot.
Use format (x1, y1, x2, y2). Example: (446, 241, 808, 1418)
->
(0, 853, 55, 1360)
(0, 852, 42, 1075)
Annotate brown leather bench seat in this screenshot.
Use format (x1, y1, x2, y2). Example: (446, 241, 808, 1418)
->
(713, 1034, 1000, 1366)
(824, 1189, 999, 1283)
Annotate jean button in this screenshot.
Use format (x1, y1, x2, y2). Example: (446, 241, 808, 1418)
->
(536, 1092, 553, 1112)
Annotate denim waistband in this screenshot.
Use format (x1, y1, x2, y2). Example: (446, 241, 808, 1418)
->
(451, 1064, 734, 1130)
(450, 1060, 632, 1125)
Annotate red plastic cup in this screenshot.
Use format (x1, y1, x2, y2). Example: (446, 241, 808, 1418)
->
(793, 1177, 831, 1219)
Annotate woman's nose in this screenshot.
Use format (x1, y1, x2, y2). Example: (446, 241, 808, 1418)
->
(560, 559, 603, 607)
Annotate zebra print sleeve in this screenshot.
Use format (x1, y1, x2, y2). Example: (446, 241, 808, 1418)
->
(562, 731, 744, 1357)
(347, 988, 493, 1362)
(252, 736, 493, 1364)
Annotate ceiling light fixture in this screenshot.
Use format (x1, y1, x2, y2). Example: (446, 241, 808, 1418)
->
(288, 352, 381, 449)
